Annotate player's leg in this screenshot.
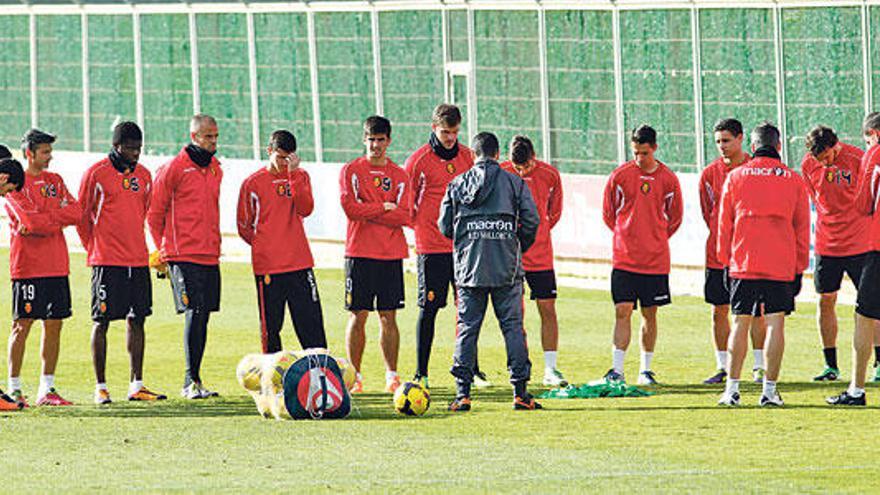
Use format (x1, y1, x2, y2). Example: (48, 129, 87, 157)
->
(378, 310, 400, 393)
(91, 321, 111, 404)
(720, 278, 759, 405)
(704, 268, 731, 383)
(414, 254, 450, 384)
(376, 259, 405, 393)
(171, 262, 218, 399)
(608, 269, 636, 382)
(638, 305, 658, 385)
(815, 292, 840, 380)
(756, 279, 797, 407)
(90, 266, 113, 403)
(345, 310, 369, 391)
(526, 270, 565, 386)
(288, 268, 328, 350)
(490, 281, 540, 410)
(449, 286, 488, 410)
(124, 266, 163, 400)
(344, 257, 373, 392)
(256, 273, 286, 354)
(8, 317, 34, 406)
(36, 277, 72, 406)
(750, 316, 767, 382)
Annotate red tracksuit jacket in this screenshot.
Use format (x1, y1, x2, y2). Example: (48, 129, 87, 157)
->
(500, 159, 562, 272)
(147, 147, 222, 266)
(801, 142, 869, 257)
(339, 156, 410, 260)
(602, 160, 683, 275)
(858, 143, 880, 251)
(717, 154, 810, 281)
(699, 155, 750, 270)
(236, 167, 315, 275)
(405, 143, 473, 254)
(77, 157, 152, 267)
(5, 171, 82, 279)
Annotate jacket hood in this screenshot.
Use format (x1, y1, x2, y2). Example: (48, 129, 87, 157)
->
(459, 158, 499, 206)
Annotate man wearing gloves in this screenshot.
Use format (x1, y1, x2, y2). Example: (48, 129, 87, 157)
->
(439, 132, 541, 412)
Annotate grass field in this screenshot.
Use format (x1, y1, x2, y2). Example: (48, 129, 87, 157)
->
(0, 249, 877, 493)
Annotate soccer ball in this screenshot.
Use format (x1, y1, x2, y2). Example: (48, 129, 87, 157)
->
(334, 357, 356, 391)
(236, 354, 264, 392)
(393, 381, 430, 416)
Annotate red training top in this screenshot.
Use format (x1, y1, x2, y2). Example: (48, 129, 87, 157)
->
(339, 156, 410, 260)
(602, 160, 683, 275)
(801, 142, 869, 257)
(717, 155, 810, 281)
(857, 144, 880, 251)
(237, 167, 315, 275)
(699, 155, 750, 269)
(500, 159, 562, 272)
(77, 157, 152, 267)
(405, 143, 473, 254)
(147, 147, 223, 266)
(5, 171, 82, 279)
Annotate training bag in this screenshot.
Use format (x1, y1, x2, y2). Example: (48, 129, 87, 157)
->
(282, 353, 351, 420)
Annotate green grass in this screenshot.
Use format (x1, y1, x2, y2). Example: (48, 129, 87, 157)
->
(0, 249, 876, 493)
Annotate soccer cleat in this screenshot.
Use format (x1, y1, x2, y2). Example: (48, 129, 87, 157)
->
(717, 391, 740, 406)
(94, 389, 112, 405)
(637, 370, 659, 386)
(473, 370, 492, 388)
(813, 367, 839, 382)
(603, 368, 625, 384)
(128, 387, 167, 401)
(0, 389, 22, 411)
(349, 377, 364, 394)
(542, 368, 568, 387)
(513, 394, 543, 410)
(196, 383, 219, 398)
(703, 370, 727, 384)
(447, 396, 472, 412)
(9, 389, 28, 408)
(36, 388, 73, 406)
(752, 368, 765, 383)
(385, 376, 401, 394)
(759, 392, 784, 407)
(181, 383, 203, 400)
(826, 390, 866, 406)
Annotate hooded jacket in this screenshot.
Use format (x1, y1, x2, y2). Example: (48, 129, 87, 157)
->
(438, 157, 540, 288)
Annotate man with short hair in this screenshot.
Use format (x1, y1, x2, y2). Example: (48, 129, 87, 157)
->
(500, 135, 567, 387)
(340, 116, 410, 393)
(0, 156, 26, 411)
(800, 125, 874, 383)
(717, 122, 810, 407)
(440, 132, 541, 411)
(699, 118, 767, 385)
(237, 130, 327, 354)
(601, 125, 683, 385)
(148, 114, 223, 400)
(828, 112, 880, 406)
(77, 121, 166, 405)
(405, 104, 490, 389)
(5, 129, 82, 407)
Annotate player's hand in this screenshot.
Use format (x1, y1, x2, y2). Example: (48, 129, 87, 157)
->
(17, 224, 28, 236)
(286, 153, 301, 172)
(383, 202, 397, 211)
(149, 250, 168, 276)
(0, 173, 8, 187)
(792, 273, 803, 297)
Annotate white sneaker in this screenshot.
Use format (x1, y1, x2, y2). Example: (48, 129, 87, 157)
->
(718, 391, 740, 406)
(759, 392, 783, 407)
(637, 370, 658, 385)
(181, 383, 202, 400)
(197, 383, 219, 398)
(542, 368, 568, 387)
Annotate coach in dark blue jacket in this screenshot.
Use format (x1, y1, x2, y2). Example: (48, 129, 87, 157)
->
(439, 132, 541, 411)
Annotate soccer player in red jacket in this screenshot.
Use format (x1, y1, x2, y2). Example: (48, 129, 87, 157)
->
(237, 130, 327, 354)
(717, 122, 810, 407)
(500, 135, 567, 387)
(601, 125, 683, 385)
(828, 112, 880, 406)
(699, 119, 767, 385)
(801, 125, 875, 383)
(340, 116, 410, 393)
(77, 122, 166, 405)
(5, 129, 82, 407)
(147, 114, 223, 400)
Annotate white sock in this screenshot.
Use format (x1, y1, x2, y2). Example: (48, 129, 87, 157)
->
(130, 380, 144, 394)
(612, 348, 626, 374)
(8, 376, 21, 391)
(38, 374, 54, 397)
(96, 383, 108, 392)
(715, 350, 728, 371)
(544, 351, 558, 371)
(640, 351, 653, 373)
(385, 370, 398, 382)
(848, 385, 865, 398)
(753, 349, 765, 370)
(762, 379, 777, 398)
(725, 379, 740, 395)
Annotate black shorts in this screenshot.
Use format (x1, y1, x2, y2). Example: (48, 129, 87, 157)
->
(91, 266, 152, 322)
(856, 251, 880, 319)
(610, 269, 671, 309)
(525, 269, 557, 300)
(256, 269, 327, 353)
(704, 267, 730, 306)
(729, 277, 795, 316)
(168, 262, 221, 314)
(345, 257, 405, 312)
(12, 276, 71, 320)
(417, 253, 454, 310)
(814, 252, 867, 294)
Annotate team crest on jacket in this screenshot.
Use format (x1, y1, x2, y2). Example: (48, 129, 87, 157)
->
(373, 176, 392, 191)
(826, 170, 835, 183)
(122, 177, 140, 191)
(446, 163, 456, 174)
(40, 184, 57, 197)
(276, 183, 291, 197)
(640, 182, 651, 194)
